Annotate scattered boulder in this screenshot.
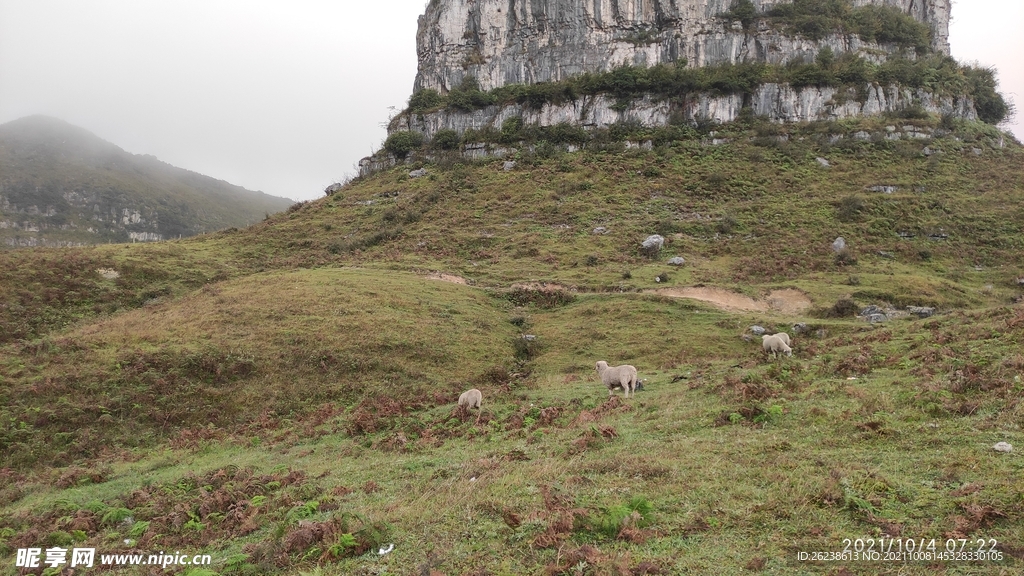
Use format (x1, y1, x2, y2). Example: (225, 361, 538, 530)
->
(324, 182, 344, 195)
(816, 157, 831, 168)
(972, 148, 983, 156)
(853, 131, 871, 141)
(592, 226, 608, 235)
(878, 251, 895, 259)
(867, 185, 898, 194)
(667, 256, 686, 266)
(792, 322, 810, 334)
(641, 234, 665, 258)
(502, 161, 517, 171)
(749, 325, 767, 336)
(907, 306, 935, 318)
(832, 237, 847, 253)
(409, 168, 428, 178)
(993, 442, 1013, 453)
(859, 305, 888, 323)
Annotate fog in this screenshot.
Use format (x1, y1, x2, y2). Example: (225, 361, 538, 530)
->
(0, 0, 1020, 202)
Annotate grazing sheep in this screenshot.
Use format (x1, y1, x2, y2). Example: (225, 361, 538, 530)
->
(765, 332, 791, 347)
(458, 388, 482, 410)
(595, 361, 638, 398)
(762, 334, 792, 359)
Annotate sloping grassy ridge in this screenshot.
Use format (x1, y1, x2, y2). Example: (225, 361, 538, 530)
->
(1, 118, 1023, 575)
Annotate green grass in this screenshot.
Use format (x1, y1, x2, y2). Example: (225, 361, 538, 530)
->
(1, 118, 1023, 574)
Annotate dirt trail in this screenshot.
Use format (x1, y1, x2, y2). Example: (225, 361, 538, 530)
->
(424, 274, 810, 315)
(651, 287, 811, 314)
(425, 272, 469, 285)
(511, 282, 573, 292)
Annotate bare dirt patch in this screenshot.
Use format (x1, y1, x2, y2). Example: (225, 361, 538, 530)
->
(511, 282, 574, 292)
(425, 272, 468, 284)
(651, 287, 811, 314)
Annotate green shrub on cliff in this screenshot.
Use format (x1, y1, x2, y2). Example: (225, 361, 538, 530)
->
(383, 131, 424, 158)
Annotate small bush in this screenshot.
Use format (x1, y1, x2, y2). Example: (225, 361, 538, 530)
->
(384, 131, 424, 159)
(432, 129, 461, 150)
(836, 195, 865, 222)
(716, 214, 739, 234)
(506, 287, 576, 308)
(965, 66, 1011, 125)
(500, 117, 525, 144)
(821, 298, 859, 318)
(723, 0, 758, 29)
(583, 496, 653, 539)
(835, 248, 858, 266)
(408, 89, 444, 113)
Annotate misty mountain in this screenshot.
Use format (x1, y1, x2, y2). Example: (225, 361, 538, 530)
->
(0, 115, 294, 247)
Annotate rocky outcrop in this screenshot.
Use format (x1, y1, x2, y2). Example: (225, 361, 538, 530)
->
(361, 1, 971, 177)
(391, 83, 975, 140)
(414, 0, 951, 94)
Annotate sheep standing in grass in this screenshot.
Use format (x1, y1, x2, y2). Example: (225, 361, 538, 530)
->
(595, 361, 639, 398)
(762, 334, 792, 359)
(770, 332, 791, 346)
(458, 388, 482, 410)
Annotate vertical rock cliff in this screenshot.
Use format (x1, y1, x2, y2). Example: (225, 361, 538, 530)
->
(414, 0, 950, 94)
(363, 0, 991, 175)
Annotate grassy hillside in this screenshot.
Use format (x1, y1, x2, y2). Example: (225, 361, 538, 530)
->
(1, 117, 1023, 575)
(0, 116, 294, 247)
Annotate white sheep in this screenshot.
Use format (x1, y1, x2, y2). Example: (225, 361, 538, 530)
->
(762, 334, 792, 359)
(458, 388, 482, 410)
(765, 332, 791, 347)
(595, 361, 638, 398)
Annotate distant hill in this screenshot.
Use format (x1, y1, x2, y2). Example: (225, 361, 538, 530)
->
(0, 115, 294, 247)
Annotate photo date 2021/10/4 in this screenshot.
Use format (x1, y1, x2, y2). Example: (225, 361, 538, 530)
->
(797, 538, 1004, 563)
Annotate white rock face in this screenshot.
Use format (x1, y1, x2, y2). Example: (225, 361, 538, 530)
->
(128, 231, 163, 242)
(414, 0, 951, 93)
(390, 84, 975, 140)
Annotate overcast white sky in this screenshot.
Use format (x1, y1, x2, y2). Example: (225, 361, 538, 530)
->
(0, 0, 1020, 202)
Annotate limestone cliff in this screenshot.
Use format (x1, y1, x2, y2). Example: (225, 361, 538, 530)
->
(364, 0, 985, 175)
(390, 83, 975, 143)
(414, 0, 950, 94)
